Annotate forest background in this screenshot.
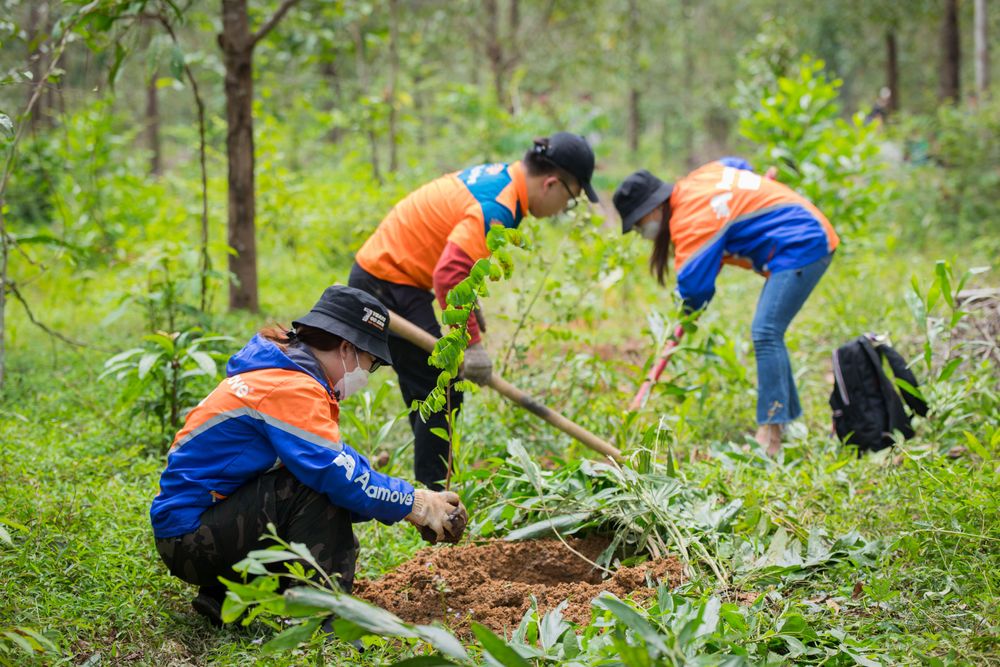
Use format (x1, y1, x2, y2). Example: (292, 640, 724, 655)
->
(0, 0, 998, 664)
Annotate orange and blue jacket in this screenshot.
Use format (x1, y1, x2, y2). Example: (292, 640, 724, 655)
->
(150, 336, 415, 539)
(355, 161, 529, 343)
(671, 158, 839, 311)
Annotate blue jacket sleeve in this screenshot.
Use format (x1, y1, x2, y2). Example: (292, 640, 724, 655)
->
(675, 237, 726, 312)
(264, 423, 415, 525)
(718, 156, 753, 171)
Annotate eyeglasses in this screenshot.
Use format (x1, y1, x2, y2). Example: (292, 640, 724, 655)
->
(557, 177, 580, 211)
(358, 349, 383, 373)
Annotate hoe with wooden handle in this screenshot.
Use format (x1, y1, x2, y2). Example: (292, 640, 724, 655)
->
(387, 310, 623, 463)
(629, 325, 685, 411)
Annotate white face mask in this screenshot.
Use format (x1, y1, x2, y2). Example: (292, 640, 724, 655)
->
(334, 348, 368, 400)
(639, 219, 662, 241)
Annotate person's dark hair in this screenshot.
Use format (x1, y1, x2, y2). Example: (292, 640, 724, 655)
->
(649, 202, 673, 286)
(258, 323, 345, 353)
(523, 137, 574, 183)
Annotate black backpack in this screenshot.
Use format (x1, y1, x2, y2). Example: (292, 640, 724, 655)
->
(829, 334, 929, 453)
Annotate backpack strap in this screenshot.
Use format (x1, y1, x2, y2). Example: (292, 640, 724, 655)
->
(858, 337, 900, 416)
(880, 345, 929, 416)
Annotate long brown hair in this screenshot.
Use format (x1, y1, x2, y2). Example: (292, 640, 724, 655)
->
(258, 324, 344, 353)
(649, 201, 673, 285)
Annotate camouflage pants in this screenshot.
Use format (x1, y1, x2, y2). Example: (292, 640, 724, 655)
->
(155, 467, 358, 596)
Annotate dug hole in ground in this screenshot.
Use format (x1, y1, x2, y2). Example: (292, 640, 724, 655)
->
(356, 537, 684, 636)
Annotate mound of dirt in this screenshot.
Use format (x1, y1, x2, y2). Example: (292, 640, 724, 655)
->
(355, 538, 684, 635)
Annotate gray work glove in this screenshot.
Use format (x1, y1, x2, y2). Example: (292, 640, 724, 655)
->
(406, 489, 468, 544)
(462, 342, 493, 385)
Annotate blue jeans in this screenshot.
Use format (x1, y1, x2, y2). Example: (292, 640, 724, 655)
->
(752, 253, 833, 425)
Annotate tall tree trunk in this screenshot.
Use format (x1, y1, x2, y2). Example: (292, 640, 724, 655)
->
(146, 70, 162, 176)
(0, 7, 87, 390)
(25, 1, 49, 130)
(627, 88, 640, 156)
(885, 29, 899, 113)
(352, 22, 382, 183)
(387, 0, 399, 173)
(939, 0, 961, 103)
(974, 0, 989, 96)
(0, 231, 6, 391)
(626, 0, 641, 156)
(413, 71, 426, 149)
(507, 0, 520, 113)
(220, 0, 258, 311)
(680, 0, 694, 167)
(484, 0, 507, 110)
(321, 60, 345, 144)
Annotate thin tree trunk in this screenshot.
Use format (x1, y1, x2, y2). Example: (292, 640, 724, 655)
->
(352, 22, 381, 183)
(1, 6, 93, 390)
(147, 70, 162, 176)
(25, 1, 49, 130)
(0, 231, 6, 390)
(220, 0, 258, 311)
(939, 0, 961, 103)
(484, 0, 506, 110)
(507, 0, 520, 113)
(626, 0, 640, 156)
(217, 0, 300, 312)
(680, 0, 694, 167)
(321, 59, 344, 143)
(885, 29, 899, 113)
(148, 12, 211, 312)
(413, 71, 426, 149)
(974, 0, 989, 96)
(387, 0, 399, 173)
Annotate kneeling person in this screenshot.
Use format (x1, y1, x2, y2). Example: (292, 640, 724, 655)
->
(150, 285, 467, 625)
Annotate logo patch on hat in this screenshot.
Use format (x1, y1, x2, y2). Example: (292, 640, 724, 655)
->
(362, 307, 387, 331)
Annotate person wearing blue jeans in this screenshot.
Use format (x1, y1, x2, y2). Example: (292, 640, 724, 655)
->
(614, 160, 840, 455)
(752, 253, 834, 449)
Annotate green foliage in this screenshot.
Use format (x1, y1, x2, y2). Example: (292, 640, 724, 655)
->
(1, 3, 998, 664)
(220, 521, 883, 665)
(904, 260, 997, 452)
(105, 244, 218, 333)
(100, 327, 233, 446)
(468, 440, 880, 591)
(0, 625, 60, 665)
(419, 225, 529, 420)
(889, 96, 1000, 251)
(737, 56, 883, 239)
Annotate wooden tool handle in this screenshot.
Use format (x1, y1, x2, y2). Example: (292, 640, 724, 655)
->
(386, 310, 623, 462)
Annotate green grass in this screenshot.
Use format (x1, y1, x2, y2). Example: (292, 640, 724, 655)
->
(2, 113, 999, 663)
(2, 228, 997, 664)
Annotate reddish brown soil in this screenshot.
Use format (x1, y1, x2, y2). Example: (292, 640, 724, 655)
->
(355, 538, 684, 636)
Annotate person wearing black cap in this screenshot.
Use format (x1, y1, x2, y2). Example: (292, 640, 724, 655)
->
(150, 285, 468, 626)
(614, 159, 839, 455)
(350, 132, 598, 488)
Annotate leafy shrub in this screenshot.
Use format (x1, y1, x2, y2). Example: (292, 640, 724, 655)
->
(889, 96, 1000, 251)
(737, 56, 884, 241)
(100, 328, 234, 448)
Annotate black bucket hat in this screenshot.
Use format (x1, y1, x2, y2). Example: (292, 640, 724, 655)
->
(613, 169, 673, 234)
(292, 285, 392, 367)
(533, 132, 599, 203)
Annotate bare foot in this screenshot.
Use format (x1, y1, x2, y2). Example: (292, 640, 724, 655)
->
(756, 424, 782, 457)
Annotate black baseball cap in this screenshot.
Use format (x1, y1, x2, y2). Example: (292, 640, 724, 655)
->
(613, 169, 673, 234)
(292, 285, 392, 367)
(532, 132, 599, 203)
